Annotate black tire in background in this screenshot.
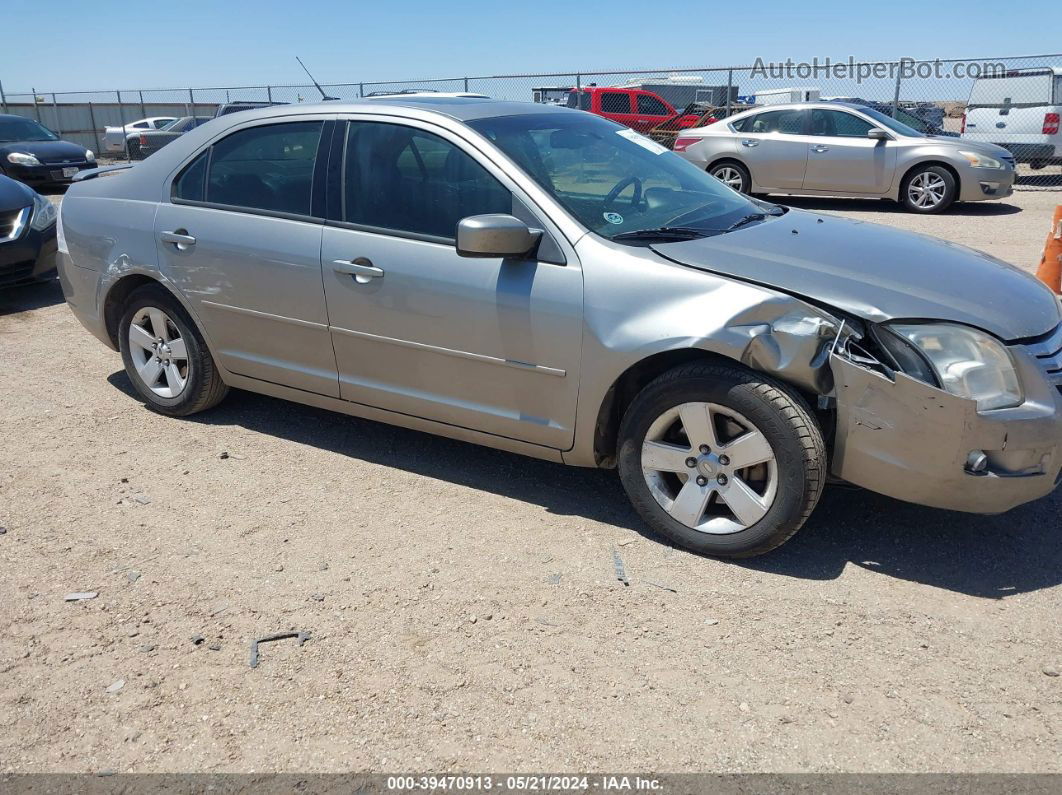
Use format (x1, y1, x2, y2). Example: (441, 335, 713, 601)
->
(709, 161, 752, 194)
(900, 164, 957, 213)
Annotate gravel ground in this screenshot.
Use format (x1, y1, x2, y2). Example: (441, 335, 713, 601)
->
(1, 188, 1060, 774)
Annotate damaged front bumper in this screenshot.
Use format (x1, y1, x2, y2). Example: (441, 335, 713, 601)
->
(830, 346, 1062, 514)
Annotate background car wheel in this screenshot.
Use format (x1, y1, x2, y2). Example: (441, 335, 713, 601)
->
(118, 284, 228, 416)
(617, 362, 826, 558)
(709, 161, 751, 194)
(900, 165, 957, 213)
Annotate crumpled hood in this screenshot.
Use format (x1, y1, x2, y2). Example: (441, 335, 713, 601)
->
(651, 210, 1061, 340)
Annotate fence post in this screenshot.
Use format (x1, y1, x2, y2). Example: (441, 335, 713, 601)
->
(576, 74, 581, 90)
(32, 88, 42, 121)
(138, 90, 146, 119)
(725, 69, 733, 117)
(51, 93, 62, 135)
(892, 68, 902, 119)
(267, 85, 273, 103)
(87, 102, 102, 155)
(117, 90, 129, 161)
(359, 83, 364, 98)
(0, 79, 7, 114)
(188, 88, 195, 117)
(463, 77, 469, 92)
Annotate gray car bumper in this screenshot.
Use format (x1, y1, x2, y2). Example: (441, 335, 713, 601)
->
(957, 165, 1016, 202)
(830, 352, 1062, 514)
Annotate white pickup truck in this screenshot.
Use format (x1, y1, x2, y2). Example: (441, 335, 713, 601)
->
(961, 67, 1062, 168)
(101, 117, 177, 153)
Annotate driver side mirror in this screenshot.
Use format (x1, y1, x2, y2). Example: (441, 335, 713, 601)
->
(867, 128, 891, 141)
(456, 215, 542, 259)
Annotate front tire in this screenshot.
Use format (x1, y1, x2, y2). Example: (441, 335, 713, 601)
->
(900, 165, 957, 213)
(617, 363, 826, 558)
(118, 284, 228, 416)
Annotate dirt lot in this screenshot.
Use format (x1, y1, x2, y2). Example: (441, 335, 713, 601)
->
(1, 189, 1060, 773)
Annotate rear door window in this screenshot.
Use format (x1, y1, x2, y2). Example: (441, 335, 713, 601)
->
(743, 109, 806, 134)
(600, 92, 632, 114)
(205, 122, 323, 215)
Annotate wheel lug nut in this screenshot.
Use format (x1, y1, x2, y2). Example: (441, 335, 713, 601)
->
(699, 445, 710, 454)
(717, 474, 728, 486)
(685, 457, 697, 468)
(719, 455, 730, 466)
(696, 476, 707, 486)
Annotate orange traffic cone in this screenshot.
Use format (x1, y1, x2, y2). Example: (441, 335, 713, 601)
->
(1036, 205, 1062, 295)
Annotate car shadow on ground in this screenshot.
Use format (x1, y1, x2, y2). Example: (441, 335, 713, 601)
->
(775, 196, 1023, 216)
(106, 373, 1062, 599)
(0, 278, 63, 316)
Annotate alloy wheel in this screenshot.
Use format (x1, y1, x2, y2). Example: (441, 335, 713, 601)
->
(712, 166, 745, 191)
(907, 172, 947, 209)
(127, 306, 189, 398)
(640, 402, 778, 534)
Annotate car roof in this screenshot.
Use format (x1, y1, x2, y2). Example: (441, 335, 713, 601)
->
(729, 101, 879, 115)
(219, 97, 578, 123)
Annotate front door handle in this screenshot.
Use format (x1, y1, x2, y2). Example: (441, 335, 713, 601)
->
(740, 139, 759, 148)
(333, 257, 384, 284)
(160, 230, 196, 250)
(810, 145, 830, 153)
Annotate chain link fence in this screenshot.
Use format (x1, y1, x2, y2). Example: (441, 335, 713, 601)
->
(2, 53, 1061, 187)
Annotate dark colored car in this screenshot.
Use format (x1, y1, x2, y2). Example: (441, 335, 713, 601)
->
(826, 98, 957, 137)
(129, 116, 213, 160)
(214, 101, 288, 118)
(0, 173, 58, 287)
(0, 114, 97, 186)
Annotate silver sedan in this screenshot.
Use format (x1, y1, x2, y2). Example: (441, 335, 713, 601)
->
(57, 99, 1061, 558)
(673, 102, 1016, 213)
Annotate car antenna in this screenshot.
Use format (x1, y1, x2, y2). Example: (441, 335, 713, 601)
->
(296, 56, 340, 101)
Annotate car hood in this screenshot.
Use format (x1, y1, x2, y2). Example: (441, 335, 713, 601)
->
(0, 173, 35, 212)
(924, 135, 1011, 158)
(0, 140, 88, 159)
(651, 209, 1061, 340)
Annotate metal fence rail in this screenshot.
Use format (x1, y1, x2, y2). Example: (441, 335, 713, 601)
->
(3, 52, 1061, 187)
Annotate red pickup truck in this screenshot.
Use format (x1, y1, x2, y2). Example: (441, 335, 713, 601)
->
(566, 87, 704, 133)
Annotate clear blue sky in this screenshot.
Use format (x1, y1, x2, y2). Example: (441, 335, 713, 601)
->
(2, 0, 1059, 93)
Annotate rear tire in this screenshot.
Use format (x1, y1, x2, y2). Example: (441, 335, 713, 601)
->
(617, 363, 826, 558)
(709, 161, 751, 194)
(118, 284, 228, 416)
(900, 165, 957, 213)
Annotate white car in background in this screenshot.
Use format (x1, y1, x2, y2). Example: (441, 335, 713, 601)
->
(101, 116, 177, 152)
(962, 67, 1062, 168)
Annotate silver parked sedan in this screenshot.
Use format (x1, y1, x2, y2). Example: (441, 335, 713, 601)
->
(673, 102, 1016, 213)
(58, 99, 1061, 557)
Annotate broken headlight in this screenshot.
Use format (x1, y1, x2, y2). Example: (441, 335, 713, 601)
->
(884, 323, 1023, 411)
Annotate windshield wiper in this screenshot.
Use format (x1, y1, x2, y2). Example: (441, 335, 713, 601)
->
(612, 226, 713, 242)
(723, 213, 768, 232)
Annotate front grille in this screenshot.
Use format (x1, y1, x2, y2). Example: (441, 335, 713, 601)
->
(38, 155, 86, 165)
(0, 206, 30, 242)
(1024, 322, 1062, 393)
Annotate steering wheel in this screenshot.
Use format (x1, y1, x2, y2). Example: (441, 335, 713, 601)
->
(603, 175, 644, 211)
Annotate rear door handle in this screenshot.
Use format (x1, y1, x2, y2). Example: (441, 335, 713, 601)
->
(740, 139, 759, 148)
(810, 145, 830, 153)
(160, 230, 196, 250)
(333, 257, 384, 284)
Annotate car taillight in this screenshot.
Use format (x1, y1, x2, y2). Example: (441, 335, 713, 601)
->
(673, 136, 700, 152)
(960, 113, 966, 134)
(139, 134, 148, 145)
(1043, 113, 1060, 135)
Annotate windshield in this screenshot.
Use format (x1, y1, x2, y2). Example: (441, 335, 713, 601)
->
(0, 117, 59, 143)
(161, 118, 187, 131)
(467, 112, 758, 240)
(858, 107, 925, 138)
